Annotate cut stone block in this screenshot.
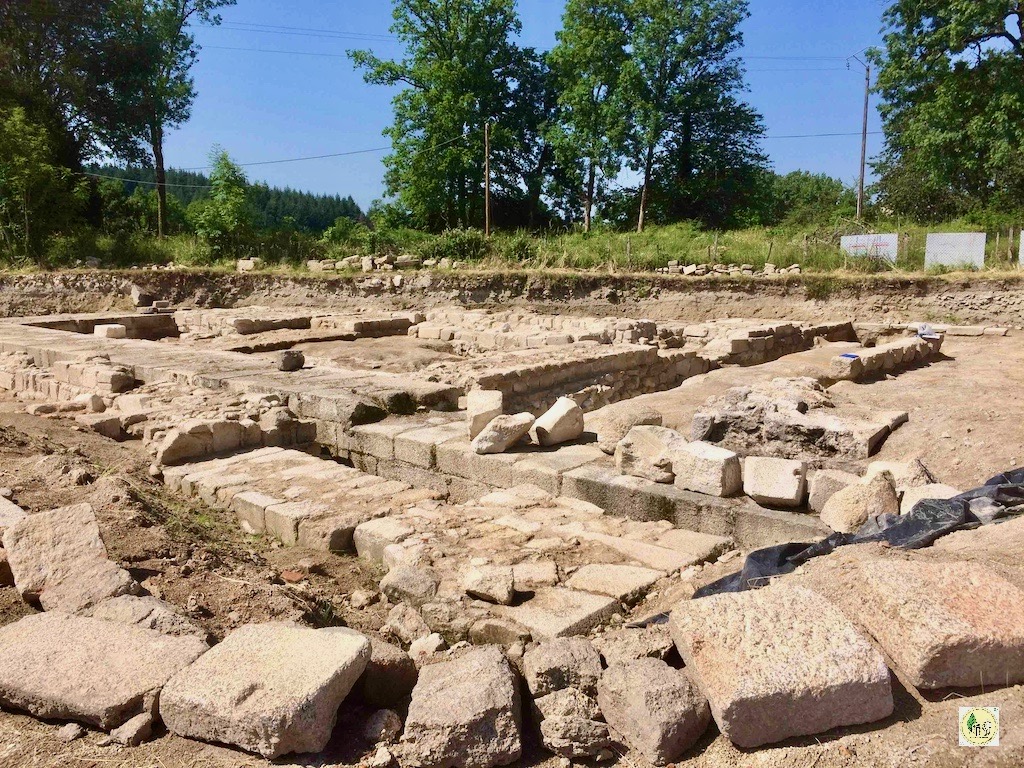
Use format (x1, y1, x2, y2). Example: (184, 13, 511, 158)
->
(842, 560, 1024, 689)
(94, 324, 127, 339)
(594, 626, 675, 667)
(495, 588, 620, 641)
(742, 457, 807, 508)
(615, 426, 678, 484)
(363, 636, 418, 708)
(230, 491, 281, 534)
(565, 564, 663, 604)
(2, 503, 138, 613)
(471, 413, 535, 455)
(589, 405, 663, 455)
(467, 390, 504, 440)
(669, 584, 893, 748)
(380, 566, 439, 607)
(464, 565, 515, 605)
(900, 483, 961, 515)
(820, 472, 898, 534)
(85, 595, 205, 638)
(671, 441, 742, 497)
(160, 623, 371, 759)
(403, 646, 522, 768)
(597, 659, 710, 766)
(0, 497, 27, 536)
(524, 637, 603, 696)
(808, 469, 861, 513)
(0, 613, 207, 731)
(355, 517, 415, 566)
(534, 397, 585, 447)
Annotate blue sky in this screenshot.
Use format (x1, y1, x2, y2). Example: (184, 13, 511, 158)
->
(168, 0, 888, 210)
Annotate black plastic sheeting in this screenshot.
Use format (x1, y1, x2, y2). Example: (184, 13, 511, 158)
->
(689, 468, 1024, 600)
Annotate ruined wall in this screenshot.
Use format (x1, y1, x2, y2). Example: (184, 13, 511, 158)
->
(2, 270, 1024, 327)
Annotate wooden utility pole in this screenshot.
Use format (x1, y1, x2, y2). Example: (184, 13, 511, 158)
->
(484, 121, 492, 237)
(850, 56, 871, 223)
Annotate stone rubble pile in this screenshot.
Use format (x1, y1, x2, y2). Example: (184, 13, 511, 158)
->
(654, 260, 803, 277)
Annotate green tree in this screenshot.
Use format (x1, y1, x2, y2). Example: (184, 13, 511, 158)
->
(871, 1, 1024, 219)
(350, 0, 527, 231)
(621, 0, 755, 232)
(0, 108, 83, 260)
(106, 0, 236, 237)
(768, 171, 857, 227)
(187, 146, 249, 254)
(548, 0, 630, 231)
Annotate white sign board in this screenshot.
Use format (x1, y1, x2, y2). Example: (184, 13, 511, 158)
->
(925, 233, 986, 269)
(840, 234, 899, 261)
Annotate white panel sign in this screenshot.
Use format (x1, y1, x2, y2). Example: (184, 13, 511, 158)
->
(840, 234, 899, 261)
(925, 233, 986, 269)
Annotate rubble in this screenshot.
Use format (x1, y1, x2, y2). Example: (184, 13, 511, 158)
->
(590, 405, 664, 455)
(467, 390, 503, 440)
(470, 413, 535, 455)
(534, 397, 585, 447)
(524, 637, 603, 697)
(742, 457, 807, 508)
(819, 471, 899, 533)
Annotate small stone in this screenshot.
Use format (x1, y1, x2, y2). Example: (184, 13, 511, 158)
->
(615, 426, 677, 484)
(368, 746, 395, 768)
(820, 472, 898, 534)
(409, 632, 447, 662)
(58, 723, 86, 742)
(363, 637, 419, 708)
(808, 469, 861, 513)
(471, 413, 535, 455)
(110, 712, 153, 746)
(350, 589, 379, 609)
(363, 708, 403, 744)
(593, 626, 675, 667)
(469, 617, 532, 646)
(464, 565, 515, 605)
(670, 441, 742, 497)
(276, 350, 305, 372)
(384, 604, 431, 645)
(380, 566, 439, 608)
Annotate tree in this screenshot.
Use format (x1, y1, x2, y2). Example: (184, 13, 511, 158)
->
(350, 0, 527, 231)
(107, 0, 235, 238)
(548, 0, 630, 232)
(871, 1, 1024, 219)
(0, 107, 84, 260)
(621, 0, 756, 232)
(187, 147, 249, 254)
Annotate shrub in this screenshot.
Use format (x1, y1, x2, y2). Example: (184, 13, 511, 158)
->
(419, 228, 491, 262)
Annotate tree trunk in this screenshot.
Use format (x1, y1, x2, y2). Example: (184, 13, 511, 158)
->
(584, 162, 596, 233)
(150, 121, 168, 238)
(637, 142, 655, 233)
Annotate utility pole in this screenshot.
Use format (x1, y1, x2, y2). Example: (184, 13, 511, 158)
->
(850, 56, 871, 223)
(484, 121, 492, 237)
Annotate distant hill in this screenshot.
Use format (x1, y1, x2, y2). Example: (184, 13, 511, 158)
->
(89, 165, 364, 233)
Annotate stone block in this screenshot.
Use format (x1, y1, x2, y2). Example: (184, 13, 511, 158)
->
(160, 623, 371, 759)
(742, 457, 807, 508)
(842, 560, 1024, 689)
(597, 659, 710, 766)
(363, 636, 419, 708)
(355, 518, 415, 566)
(669, 584, 892, 748)
(497, 588, 620, 641)
(820, 472, 898, 533)
(2, 502, 138, 613)
(380, 566, 439, 607)
(403, 647, 522, 768)
(671, 441, 742, 497)
(94, 324, 127, 339)
(0, 613, 207, 730)
(524, 637, 603, 697)
(565, 564, 663, 604)
(808, 469, 861, 513)
(467, 390, 503, 440)
(588, 404, 663, 455)
(615, 426, 678, 484)
(471, 413, 535, 455)
(464, 565, 515, 605)
(534, 397, 585, 447)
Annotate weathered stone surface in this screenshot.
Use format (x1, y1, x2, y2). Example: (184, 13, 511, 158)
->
(110, 712, 154, 746)
(384, 604, 431, 644)
(2, 503, 138, 613)
(409, 632, 447, 662)
(0, 497, 27, 536)
(467, 390, 504, 440)
(899, 483, 961, 515)
(742, 457, 807, 508)
(463, 565, 515, 605)
(594, 626, 675, 667)
(380, 566, 439, 608)
(820, 472, 898, 534)
(865, 459, 932, 495)
(808, 469, 861, 513)
(534, 397, 585, 447)
(495, 588, 620, 641)
(161, 623, 371, 759)
(355, 517, 414, 566)
(590, 405, 663, 455)
(669, 584, 893, 748)
(511, 560, 559, 591)
(402, 647, 522, 768)
(0, 613, 207, 731)
(539, 715, 610, 759)
(842, 560, 1024, 689)
(363, 637, 419, 708)
(671, 441, 742, 497)
(597, 659, 710, 766)
(615, 426, 677, 484)
(469, 617, 532, 646)
(94, 324, 127, 339)
(524, 637, 603, 696)
(566, 564, 663, 605)
(470, 413, 535, 455)
(85, 595, 205, 637)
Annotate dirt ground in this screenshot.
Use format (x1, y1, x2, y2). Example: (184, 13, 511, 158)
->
(1, 334, 1024, 767)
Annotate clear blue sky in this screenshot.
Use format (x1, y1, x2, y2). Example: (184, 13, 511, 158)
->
(168, 0, 888, 210)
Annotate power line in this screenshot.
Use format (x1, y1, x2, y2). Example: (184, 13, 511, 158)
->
(79, 171, 214, 189)
(764, 131, 883, 139)
(202, 44, 355, 59)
